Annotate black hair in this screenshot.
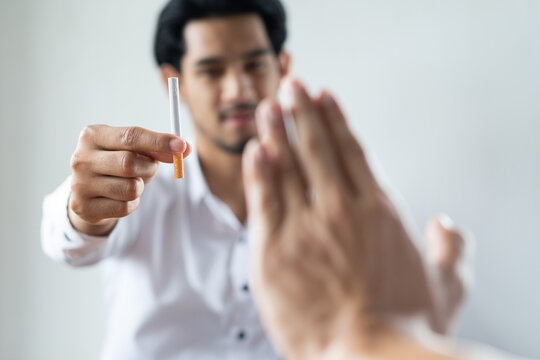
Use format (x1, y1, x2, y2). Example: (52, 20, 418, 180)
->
(154, 0, 287, 73)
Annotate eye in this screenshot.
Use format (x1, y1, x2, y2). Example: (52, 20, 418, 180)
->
(245, 60, 266, 71)
(200, 68, 224, 78)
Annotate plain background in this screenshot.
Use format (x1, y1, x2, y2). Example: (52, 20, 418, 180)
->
(1, 0, 539, 359)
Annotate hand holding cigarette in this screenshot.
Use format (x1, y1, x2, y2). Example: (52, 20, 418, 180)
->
(68, 125, 191, 236)
(243, 79, 470, 359)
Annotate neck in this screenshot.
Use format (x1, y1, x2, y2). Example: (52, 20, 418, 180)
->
(196, 135, 247, 224)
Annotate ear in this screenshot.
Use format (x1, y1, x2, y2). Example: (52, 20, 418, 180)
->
(278, 51, 291, 79)
(160, 64, 186, 102)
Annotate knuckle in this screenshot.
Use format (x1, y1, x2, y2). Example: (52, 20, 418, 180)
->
(69, 196, 86, 217)
(120, 152, 137, 175)
(78, 125, 95, 143)
(123, 179, 142, 200)
(70, 152, 84, 172)
(121, 126, 142, 148)
(70, 178, 86, 195)
(152, 134, 167, 152)
(149, 160, 160, 175)
(116, 201, 130, 217)
(141, 164, 159, 184)
(116, 199, 138, 217)
(128, 199, 140, 213)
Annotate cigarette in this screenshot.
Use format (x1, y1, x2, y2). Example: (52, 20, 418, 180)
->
(168, 77, 184, 179)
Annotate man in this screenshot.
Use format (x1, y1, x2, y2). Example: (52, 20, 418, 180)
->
(42, 1, 288, 358)
(41, 0, 465, 358)
(244, 79, 518, 360)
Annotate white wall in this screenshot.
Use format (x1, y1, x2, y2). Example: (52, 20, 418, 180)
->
(1, 0, 539, 359)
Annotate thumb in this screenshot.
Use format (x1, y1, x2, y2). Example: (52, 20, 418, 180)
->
(426, 214, 465, 269)
(424, 213, 475, 334)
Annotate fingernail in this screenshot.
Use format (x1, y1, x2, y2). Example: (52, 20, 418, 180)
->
(281, 78, 302, 107)
(170, 138, 185, 153)
(244, 138, 257, 156)
(438, 213, 456, 230)
(321, 92, 334, 109)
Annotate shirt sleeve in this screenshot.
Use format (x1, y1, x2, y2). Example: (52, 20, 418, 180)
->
(40, 176, 129, 267)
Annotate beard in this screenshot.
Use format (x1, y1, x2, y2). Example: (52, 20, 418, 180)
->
(196, 102, 259, 155)
(212, 136, 252, 155)
(194, 120, 256, 155)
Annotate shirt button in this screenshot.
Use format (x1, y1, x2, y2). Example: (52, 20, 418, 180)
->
(242, 283, 249, 292)
(237, 330, 246, 340)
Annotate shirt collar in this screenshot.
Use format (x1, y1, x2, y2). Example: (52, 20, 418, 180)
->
(185, 149, 208, 205)
(185, 148, 246, 233)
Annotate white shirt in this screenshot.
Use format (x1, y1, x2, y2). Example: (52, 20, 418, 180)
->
(41, 152, 279, 360)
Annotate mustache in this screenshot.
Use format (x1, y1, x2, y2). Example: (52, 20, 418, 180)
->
(218, 103, 257, 122)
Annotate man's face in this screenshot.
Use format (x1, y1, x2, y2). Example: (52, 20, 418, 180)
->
(180, 14, 285, 154)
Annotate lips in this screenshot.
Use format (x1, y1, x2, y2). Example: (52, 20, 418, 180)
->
(223, 112, 255, 126)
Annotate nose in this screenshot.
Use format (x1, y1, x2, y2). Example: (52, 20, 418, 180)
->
(221, 66, 257, 104)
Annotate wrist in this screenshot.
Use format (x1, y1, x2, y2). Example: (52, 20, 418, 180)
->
(320, 314, 395, 360)
(322, 317, 454, 360)
(283, 303, 386, 360)
(286, 309, 452, 360)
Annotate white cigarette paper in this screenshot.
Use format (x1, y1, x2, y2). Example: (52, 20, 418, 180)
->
(168, 77, 182, 137)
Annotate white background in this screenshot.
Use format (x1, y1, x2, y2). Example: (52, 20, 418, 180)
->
(1, 0, 539, 359)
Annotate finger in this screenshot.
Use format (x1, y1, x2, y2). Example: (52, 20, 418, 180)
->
(90, 151, 158, 178)
(425, 213, 474, 334)
(70, 193, 140, 224)
(82, 125, 186, 155)
(425, 214, 475, 299)
(144, 141, 193, 163)
(243, 139, 282, 237)
(282, 79, 347, 199)
(426, 214, 466, 270)
(256, 99, 307, 209)
(72, 176, 144, 202)
(316, 91, 376, 194)
(313, 94, 356, 194)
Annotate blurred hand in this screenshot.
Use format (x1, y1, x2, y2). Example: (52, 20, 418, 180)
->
(243, 79, 471, 359)
(425, 214, 472, 335)
(68, 125, 191, 235)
